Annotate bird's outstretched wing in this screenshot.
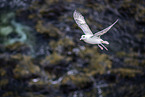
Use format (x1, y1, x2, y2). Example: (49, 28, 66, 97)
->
(94, 19, 118, 37)
(73, 10, 93, 35)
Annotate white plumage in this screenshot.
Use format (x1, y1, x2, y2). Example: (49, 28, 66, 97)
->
(73, 10, 118, 50)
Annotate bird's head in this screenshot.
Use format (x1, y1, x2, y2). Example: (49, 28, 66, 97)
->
(80, 35, 86, 40)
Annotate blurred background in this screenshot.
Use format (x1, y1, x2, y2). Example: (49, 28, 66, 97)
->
(0, 0, 145, 97)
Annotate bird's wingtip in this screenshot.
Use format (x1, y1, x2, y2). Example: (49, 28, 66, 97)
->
(73, 10, 76, 17)
(74, 10, 77, 13)
(113, 19, 119, 24)
(73, 10, 77, 15)
(116, 19, 119, 22)
(73, 10, 81, 18)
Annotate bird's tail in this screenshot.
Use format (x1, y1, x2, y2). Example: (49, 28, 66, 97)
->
(102, 41, 109, 44)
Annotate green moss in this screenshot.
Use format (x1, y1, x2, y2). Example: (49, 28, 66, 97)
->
(2, 91, 13, 97)
(5, 42, 30, 51)
(57, 38, 75, 47)
(116, 51, 145, 67)
(0, 12, 32, 46)
(78, 46, 112, 75)
(116, 51, 127, 57)
(0, 12, 15, 24)
(111, 68, 143, 78)
(119, 1, 137, 16)
(61, 74, 92, 89)
(79, 46, 99, 59)
(86, 2, 105, 13)
(0, 69, 6, 77)
(13, 55, 40, 78)
(0, 26, 13, 36)
(43, 0, 59, 5)
(10, 54, 23, 60)
(0, 79, 9, 87)
(124, 58, 139, 66)
(136, 33, 144, 39)
(83, 54, 112, 76)
(23, 93, 46, 97)
(35, 21, 60, 37)
(49, 37, 75, 51)
(41, 52, 64, 66)
(135, 4, 145, 22)
(47, 53, 64, 64)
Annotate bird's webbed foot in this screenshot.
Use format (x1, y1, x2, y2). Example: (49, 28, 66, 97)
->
(100, 43, 108, 51)
(98, 44, 103, 50)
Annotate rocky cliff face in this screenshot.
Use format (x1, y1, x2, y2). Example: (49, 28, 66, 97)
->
(0, 0, 145, 97)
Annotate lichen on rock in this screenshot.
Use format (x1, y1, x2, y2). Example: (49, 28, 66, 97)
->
(111, 68, 143, 78)
(13, 55, 40, 79)
(78, 46, 112, 76)
(0, 12, 33, 46)
(60, 74, 93, 91)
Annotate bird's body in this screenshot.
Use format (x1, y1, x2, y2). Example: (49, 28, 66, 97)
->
(73, 10, 118, 50)
(83, 35, 103, 44)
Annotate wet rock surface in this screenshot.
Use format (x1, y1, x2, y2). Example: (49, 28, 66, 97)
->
(0, 0, 145, 97)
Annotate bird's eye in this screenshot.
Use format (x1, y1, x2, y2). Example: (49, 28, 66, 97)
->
(83, 36, 85, 38)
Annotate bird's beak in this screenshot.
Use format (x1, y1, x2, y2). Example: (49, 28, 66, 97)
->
(80, 38, 82, 40)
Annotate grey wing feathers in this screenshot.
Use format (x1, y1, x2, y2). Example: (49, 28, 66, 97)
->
(94, 19, 118, 37)
(73, 10, 93, 35)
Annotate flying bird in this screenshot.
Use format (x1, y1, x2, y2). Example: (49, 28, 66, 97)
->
(73, 10, 118, 50)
